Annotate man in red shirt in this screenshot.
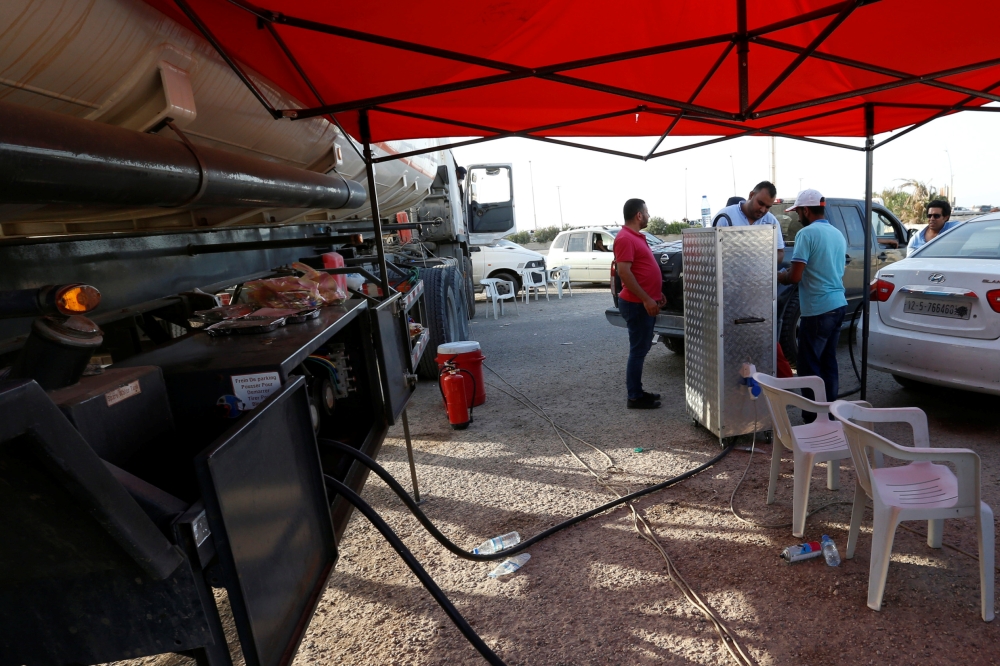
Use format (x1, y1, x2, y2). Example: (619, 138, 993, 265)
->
(615, 198, 666, 409)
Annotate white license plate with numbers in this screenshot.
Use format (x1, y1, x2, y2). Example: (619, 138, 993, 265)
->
(904, 298, 971, 320)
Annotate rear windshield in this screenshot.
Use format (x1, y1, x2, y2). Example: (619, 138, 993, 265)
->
(915, 221, 997, 259)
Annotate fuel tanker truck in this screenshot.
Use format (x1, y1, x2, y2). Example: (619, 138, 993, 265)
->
(0, 1, 515, 664)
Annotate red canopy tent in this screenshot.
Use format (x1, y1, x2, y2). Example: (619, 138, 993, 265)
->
(148, 0, 1000, 397)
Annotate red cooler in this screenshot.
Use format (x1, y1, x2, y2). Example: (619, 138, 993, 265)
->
(436, 341, 486, 406)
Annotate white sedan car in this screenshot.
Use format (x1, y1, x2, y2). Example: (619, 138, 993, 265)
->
(866, 215, 1000, 395)
(546, 226, 665, 283)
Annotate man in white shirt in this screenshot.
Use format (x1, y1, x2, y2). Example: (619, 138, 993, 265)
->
(713, 180, 785, 264)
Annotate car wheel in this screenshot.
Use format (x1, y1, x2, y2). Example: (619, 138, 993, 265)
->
(779, 293, 801, 367)
(663, 337, 684, 355)
(491, 270, 521, 297)
(892, 374, 928, 391)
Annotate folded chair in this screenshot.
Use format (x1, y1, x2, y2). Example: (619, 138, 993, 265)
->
(830, 400, 994, 621)
(753, 372, 862, 537)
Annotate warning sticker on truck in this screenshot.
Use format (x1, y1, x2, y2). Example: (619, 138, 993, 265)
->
(105, 380, 141, 407)
(230, 372, 281, 409)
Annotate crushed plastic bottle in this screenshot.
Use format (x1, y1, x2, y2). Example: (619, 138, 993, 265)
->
(780, 540, 823, 563)
(821, 535, 841, 567)
(473, 531, 521, 555)
(488, 553, 531, 578)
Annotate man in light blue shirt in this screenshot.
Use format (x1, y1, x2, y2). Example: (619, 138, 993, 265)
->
(713, 180, 785, 263)
(777, 189, 847, 421)
(908, 199, 960, 252)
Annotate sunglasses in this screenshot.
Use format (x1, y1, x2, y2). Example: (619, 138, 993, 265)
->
(927, 213, 944, 219)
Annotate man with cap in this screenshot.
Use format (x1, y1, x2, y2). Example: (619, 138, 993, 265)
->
(712, 181, 785, 264)
(777, 189, 847, 421)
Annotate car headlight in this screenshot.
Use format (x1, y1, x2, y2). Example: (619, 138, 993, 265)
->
(525, 259, 545, 269)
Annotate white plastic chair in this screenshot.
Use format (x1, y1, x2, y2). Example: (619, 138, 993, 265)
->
(547, 265, 573, 299)
(479, 278, 518, 319)
(753, 372, 861, 538)
(520, 267, 549, 303)
(830, 400, 994, 621)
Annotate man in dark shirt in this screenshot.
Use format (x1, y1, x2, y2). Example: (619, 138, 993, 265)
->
(614, 198, 666, 409)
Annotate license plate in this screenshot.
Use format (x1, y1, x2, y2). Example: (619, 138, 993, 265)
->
(904, 298, 971, 319)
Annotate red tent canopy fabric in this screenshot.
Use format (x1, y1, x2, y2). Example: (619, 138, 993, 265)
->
(148, 0, 1000, 150)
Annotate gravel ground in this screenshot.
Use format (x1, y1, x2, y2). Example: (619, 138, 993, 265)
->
(122, 286, 1000, 666)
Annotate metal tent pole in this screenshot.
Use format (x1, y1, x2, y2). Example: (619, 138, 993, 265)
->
(860, 104, 875, 401)
(358, 109, 391, 297)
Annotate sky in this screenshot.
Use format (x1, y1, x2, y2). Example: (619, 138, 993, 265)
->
(452, 106, 1000, 230)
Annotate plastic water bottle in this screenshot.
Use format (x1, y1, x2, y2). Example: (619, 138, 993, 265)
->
(473, 531, 520, 555)
(700, 196, 711, 227)
(488, 553, 531, 578)
(780, 540, 823, 563)
(821, 535, 841, 567)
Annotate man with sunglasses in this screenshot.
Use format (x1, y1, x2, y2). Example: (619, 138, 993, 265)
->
(908, 199, 959, 251)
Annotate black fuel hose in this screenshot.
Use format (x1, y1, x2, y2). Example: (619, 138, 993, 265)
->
(323, 474, 507, 666)
(320, 438, 734, 562)
(836, 299, 866, 398)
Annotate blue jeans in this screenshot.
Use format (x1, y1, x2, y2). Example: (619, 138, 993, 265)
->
(619, 299, 656, 400)
(797, 305, 847, 423)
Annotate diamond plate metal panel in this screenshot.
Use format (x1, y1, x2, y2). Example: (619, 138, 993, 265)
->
(719, 226, 776, 438)
(683, 226, 776, 441)
(683, 229, 720, 436)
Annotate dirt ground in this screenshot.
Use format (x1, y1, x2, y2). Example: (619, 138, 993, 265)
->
(126, 286, 1000, 666)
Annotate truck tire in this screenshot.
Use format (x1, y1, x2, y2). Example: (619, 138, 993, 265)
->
(416, 264, 471, 379)
(663, 337, 685, 355)
(463, 256, 476, 319)
(779, 294, 801, 367)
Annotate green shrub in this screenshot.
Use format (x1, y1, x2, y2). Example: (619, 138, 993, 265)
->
(647, 217, 686, 236)
(504, 230, 533, 244)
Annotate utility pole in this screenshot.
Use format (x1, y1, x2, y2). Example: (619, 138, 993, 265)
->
(528, 160, 538, 230)
(684, 168, 688, 222)
(770, 136, 777, 186)
(557, 185, 564, 227)
(730, 155, 737, 195)
(945, 149, 955, 205)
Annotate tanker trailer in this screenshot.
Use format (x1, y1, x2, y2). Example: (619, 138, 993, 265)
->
(0, 0, 514, 664)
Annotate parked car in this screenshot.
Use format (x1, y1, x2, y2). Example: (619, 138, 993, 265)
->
(547, 226, 664, 283)
(470, 240, 545, 294)
(606, 198, 910, 363)
(864, 215, 1000, 395)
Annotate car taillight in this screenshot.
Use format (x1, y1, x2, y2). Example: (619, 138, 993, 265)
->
(987, 289, 1000, 313)
(870, 278, 894, 302)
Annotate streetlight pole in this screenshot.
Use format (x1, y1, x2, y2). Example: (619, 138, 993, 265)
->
(730, 155, 737, 196)
(945, 149, 955, 205)
(557, 185, 564, 227)
(528, 160, 538, 230)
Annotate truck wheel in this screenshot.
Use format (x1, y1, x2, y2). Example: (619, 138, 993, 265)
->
(779, 294, 801, 367)
(416, 265, 470, 379)
(463, 256, 476, 319)
(663, 337, 684, 355)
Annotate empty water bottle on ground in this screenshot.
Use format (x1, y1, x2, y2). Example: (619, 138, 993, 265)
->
(780, 540, 823, 563)
(473, 531, 521, 555)
(821, 535, 841, 567)
(488, 553, 531, 578)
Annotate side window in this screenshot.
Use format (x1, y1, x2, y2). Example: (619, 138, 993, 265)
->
(602, 233, 615, 250)
(836, 205, 865, 247)
(467, 166, 511, 204)
(552, 233, 568, 250)
(873, 211, 904, 247)
(566, 233, 587, 252)
(825, 206, 850, 241)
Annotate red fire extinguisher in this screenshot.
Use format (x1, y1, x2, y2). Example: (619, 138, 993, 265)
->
(439, 361, 476, 430)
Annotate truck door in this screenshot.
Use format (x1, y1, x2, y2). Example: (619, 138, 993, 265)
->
(871, 208, 908, 266)
(828, 204, 866, 305)
(466, 165, 515, 236)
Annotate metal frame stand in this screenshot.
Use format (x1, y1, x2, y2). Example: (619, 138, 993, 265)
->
(400, 409, 422, 504)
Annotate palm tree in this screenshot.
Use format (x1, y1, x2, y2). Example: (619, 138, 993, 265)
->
(878, 179, 946, 225)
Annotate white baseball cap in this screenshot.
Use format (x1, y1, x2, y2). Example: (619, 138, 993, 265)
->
(785, 189, 825, 210)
